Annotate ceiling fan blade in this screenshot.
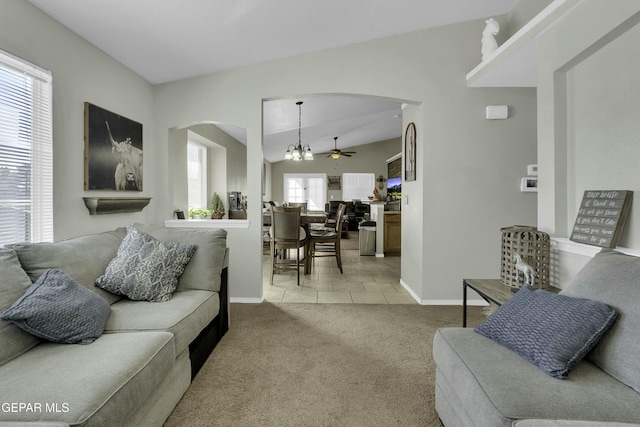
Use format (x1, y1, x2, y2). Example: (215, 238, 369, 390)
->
(342, 153, 352, 157)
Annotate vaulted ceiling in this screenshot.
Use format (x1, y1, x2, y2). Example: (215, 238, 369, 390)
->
(27, 0, 518, 162)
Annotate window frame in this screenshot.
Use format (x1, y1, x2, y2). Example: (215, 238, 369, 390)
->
(342, 173, 375, 201)
(0, 49, 53, 245)
(283, 173, 327, 211)
(187, 138, 208, 210)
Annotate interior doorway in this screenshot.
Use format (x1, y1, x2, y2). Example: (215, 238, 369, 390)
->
(261, 93, 411, 304)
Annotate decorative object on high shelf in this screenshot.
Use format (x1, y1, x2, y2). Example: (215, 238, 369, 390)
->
(326, 136, 356, 159)
(376, 175, 386, 190)
(209, 192, 225, 219)
(404, 122, 416, 181)
(570, 190, 633, 248)
(481, 18, 500, 61)
(284, 101, 313, 161)
(84, 102, 143, 191)
(500, 226, 550, 290)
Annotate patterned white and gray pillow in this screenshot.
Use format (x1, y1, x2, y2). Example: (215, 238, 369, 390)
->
(475, 285, 617, 379)
(1, 269, 111, 344)
(96, 226, 197, 302)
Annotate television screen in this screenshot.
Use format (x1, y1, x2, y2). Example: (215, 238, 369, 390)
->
(387, 177, 401, 199)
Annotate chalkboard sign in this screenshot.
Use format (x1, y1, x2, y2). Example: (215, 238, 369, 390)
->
(570, 190, 633, 248)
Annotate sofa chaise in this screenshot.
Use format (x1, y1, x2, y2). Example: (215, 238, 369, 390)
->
(0, 223, 229, 426)
(434, 248, 640, 426)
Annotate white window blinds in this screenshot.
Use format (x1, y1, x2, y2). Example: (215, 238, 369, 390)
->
(0, 49, 53, 245)
(342, 173, 375, 201)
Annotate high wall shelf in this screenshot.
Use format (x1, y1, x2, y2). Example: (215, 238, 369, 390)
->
(466, 0, 582, 88)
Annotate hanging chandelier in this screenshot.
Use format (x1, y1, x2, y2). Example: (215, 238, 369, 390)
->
(284, 101, 313, 161)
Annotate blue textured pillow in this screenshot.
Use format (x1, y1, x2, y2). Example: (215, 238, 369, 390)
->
(96, 226, 197, 302)
(0, 269, 111, 344)
(475, 285, 617, 378)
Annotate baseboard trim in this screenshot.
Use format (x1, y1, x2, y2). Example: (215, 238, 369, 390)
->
(230, 297, 264, 304)
(421, 299, 489, 306)
(399, 279, 421, 304)
(399, 280, 490, 306)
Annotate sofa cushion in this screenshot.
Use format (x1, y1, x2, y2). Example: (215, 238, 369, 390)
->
(1, 269, 111, 344)
(433, 328, 640, 426)
(9, 228, 127, 304)
(104, 289, 219, 355)
(0, 331, 175, 425)
(561, 248, 640, 393)
(134, 223, 227, 292)
(0, 248, 41, 366)
(475, 285, 617, 378)
(96, 227, 197, 302)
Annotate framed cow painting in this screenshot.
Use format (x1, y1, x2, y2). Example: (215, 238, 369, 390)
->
(84, 102, 143, 191)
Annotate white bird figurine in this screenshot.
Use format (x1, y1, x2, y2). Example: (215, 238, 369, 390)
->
(513, 253, 537, 287)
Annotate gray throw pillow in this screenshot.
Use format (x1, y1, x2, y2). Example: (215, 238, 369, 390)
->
(133, 223, 227, 292)
(475, 285, 617, 379)
(96, 226, 197, 302)
(0, 269, 111, 344)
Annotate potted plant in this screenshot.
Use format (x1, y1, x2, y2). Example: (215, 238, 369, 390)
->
(188, 207, 212, 219)
(209, 193, 225, 219)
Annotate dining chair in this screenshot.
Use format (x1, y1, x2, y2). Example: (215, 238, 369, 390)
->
(318, 201, 348, 237)
(309, 203, 346, 274)
(270, 206, 307, 286)
(287, 202, 308, 213)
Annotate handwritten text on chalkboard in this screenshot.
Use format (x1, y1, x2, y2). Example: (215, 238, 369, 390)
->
(570, 190, 633, 248)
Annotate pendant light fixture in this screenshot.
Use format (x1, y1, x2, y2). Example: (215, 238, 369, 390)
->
(284, 101, 313, 161)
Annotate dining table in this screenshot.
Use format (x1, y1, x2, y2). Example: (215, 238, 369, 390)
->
(263, 210, 327, 274)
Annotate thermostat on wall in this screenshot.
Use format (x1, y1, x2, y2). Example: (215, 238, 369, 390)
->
(486, 105, 508, 120)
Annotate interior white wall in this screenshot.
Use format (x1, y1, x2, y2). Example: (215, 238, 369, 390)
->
(507, 0, 553, 37)
(2, 2, 539, 303)
(537, 0, 640, 284)
(154, 18, 538, 302)
(1, 0, 157, 241)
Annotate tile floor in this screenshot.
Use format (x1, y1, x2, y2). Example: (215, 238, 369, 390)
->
(263, 231, 416, 304)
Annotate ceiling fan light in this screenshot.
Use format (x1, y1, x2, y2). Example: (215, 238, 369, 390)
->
(331, 152, 340, 160)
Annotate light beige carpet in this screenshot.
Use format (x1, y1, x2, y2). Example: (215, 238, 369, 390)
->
(165, 302, 485, 427)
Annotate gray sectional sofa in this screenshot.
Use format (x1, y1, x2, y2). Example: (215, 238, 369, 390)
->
(0, 223, 229, 426)
(433, 248, 640, 426)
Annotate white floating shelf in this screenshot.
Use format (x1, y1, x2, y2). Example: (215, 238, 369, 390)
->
(83, 197, 151, 215)
(164, 219, 250, 229)
(466, 0, 583, 87)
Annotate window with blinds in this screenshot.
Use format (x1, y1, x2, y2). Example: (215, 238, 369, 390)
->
(0, 50, 53, 245)
(342, 173, 375, 201)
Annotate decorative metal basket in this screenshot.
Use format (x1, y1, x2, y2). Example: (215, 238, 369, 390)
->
(500, 226, 550, 289)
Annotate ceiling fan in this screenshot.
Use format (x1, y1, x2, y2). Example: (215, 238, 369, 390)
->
(327, 137, 356, 159)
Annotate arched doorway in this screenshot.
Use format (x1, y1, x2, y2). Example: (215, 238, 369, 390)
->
(261, 94, 415, 304)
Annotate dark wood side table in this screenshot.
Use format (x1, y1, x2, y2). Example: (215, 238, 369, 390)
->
(462, 279, 560, 327)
